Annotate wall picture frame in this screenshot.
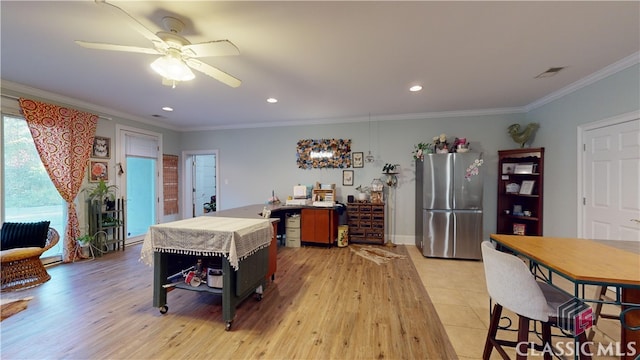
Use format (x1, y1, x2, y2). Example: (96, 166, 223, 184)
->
(514, 163, 534, 174)
(343, 170, 354, 186)
(519, 180, 535, 195)
(352, 152, 364, 168)
(89, 160, 109, 182)
(92, 136, 111, 158)
(502, 163, 516, 174)
(513, 223, 526, 236)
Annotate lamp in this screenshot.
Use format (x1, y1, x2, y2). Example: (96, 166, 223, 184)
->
(150, 49, 195, 81)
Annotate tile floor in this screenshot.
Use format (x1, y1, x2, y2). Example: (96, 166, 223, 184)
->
(406, 245, 624, 360)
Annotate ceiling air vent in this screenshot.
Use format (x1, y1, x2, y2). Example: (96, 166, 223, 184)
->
(535, 67, 566, 79)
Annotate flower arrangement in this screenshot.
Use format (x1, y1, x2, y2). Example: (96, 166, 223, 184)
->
(433, 134, 449, 153)
(414, 135, 474, 159)
(412, 143, 431, 161)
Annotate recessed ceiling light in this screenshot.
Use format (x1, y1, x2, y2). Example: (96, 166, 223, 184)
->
(162, 106, 174, 112)
(409, 85, 423, 92)
(267, 97, 278, 104)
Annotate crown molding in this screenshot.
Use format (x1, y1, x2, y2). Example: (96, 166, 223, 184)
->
(0, 80, 182, 131)
(525, 51, 640, 112)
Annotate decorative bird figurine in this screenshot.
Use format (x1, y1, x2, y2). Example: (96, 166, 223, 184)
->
(507, 123, 539, 148)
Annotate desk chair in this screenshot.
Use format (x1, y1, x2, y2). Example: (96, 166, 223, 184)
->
(481, 241, 591, 360)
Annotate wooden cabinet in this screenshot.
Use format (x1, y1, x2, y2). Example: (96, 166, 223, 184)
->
(347, 202, 385, 245)
(88, 198, 126, 253)
(301, 208, 337, 245)
(496, 148, 544, 236)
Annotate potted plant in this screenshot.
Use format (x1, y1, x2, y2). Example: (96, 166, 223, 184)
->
(84, 179, 118, 210)
(382, 163, 400, 187)
(383, 163, 399, 174)
(355, 185, 370, 201)
(77, 233, 94, 258)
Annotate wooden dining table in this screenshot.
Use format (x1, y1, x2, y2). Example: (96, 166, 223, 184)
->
(489, 234, 640, 360)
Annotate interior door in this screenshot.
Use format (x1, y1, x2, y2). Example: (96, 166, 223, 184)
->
(117, 126, 162, 242)
(182, 151, 218, 218)
(583, 117, 640, 241)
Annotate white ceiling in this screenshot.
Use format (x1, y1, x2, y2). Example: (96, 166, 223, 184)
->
(1, 1, 638, 131)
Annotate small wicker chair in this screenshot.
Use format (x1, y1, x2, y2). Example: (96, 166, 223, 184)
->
(1, 228, 59, 292)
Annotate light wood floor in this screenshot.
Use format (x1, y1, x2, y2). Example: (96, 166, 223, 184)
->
(0, 243, 457, 359)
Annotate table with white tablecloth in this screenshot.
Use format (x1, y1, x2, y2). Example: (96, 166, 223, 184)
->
(141, 216, 273, 330)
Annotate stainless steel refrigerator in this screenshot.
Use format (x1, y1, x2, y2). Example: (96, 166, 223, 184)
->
(415, 153, 483, 259)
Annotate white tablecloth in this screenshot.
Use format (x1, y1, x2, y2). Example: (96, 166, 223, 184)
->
(140, 216, 273, 270)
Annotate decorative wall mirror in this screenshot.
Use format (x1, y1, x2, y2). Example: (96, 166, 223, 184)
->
(296, 139, 352, 169)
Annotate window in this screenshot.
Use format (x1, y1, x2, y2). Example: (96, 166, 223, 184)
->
(163, 154, 179, 215)
(2, 114, 65, 262)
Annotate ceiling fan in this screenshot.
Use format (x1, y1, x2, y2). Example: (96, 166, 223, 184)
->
(75, 0, 241, 88)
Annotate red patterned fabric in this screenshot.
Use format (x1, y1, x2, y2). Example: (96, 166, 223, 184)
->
(19, 98, 98, 262)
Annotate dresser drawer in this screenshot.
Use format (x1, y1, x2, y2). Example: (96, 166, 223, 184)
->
(286, 216, 301, 228)
(286, 227, 301, 239)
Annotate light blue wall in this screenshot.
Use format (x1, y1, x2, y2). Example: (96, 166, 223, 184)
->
(181, 112, 525, 243)
(527, 64, 640, 237)
(181, 64, 640, 243)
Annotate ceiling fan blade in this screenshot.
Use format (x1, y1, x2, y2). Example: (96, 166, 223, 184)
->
(96, 0, 165, 49)
(182, 40, 240, 58)
(185, 58, 241, 88)
(75, 40, 161, 55)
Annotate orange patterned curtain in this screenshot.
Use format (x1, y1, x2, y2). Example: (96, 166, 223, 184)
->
(19, 98, 98, 263)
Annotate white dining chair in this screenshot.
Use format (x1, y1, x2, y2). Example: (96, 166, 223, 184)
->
(480, 241, 591, 360)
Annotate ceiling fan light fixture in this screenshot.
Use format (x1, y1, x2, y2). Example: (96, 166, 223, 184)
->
(150, 52, 195, 81)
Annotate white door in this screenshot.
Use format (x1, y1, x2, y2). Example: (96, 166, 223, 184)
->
(582, 116, 640, 241)
(116, 125, 162, 242)
(181, 150, 219, 219)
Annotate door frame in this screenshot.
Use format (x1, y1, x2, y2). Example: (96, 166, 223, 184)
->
(181, 149, 219, 219)
(577, 110, 640, 238)
(115, 124, 163, 242)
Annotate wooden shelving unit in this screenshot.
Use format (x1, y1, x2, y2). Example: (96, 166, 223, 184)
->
(311, 182, 335, 202)
(88, 197, 126, 253)
(347, 202, 385, 245)
(496, 148, 544, 236)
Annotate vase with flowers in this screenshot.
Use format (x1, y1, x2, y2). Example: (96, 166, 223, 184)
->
(433, 134, 449, 153)
(412, 143, 432, 161)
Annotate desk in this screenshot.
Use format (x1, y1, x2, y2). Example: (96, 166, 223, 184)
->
(490, 234, 640, 359)
(141, 216, 273, 330)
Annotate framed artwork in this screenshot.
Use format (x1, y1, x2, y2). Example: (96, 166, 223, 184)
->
(342, 170, 354, 186)
(92, 136, 111, 158)
(513, 223, 526, 236)
(514, 163, 534, 174)
(89, 160, 109, 182)
(352, 152, 364, 168)
(519, 180, 535, 195)
(502, 163, 515, 174)
(512, 204, 523, 216)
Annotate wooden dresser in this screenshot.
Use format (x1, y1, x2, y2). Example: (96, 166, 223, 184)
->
(347, 202, 385, 245)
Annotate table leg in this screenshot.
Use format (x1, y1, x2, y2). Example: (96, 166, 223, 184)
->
(153, 252, 168, 311)
(622, 288, 640, 360)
